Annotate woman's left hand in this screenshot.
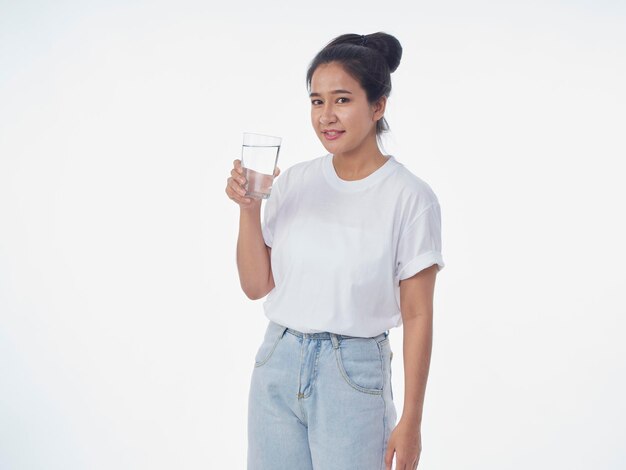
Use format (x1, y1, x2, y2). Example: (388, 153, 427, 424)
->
(384, 418, 422, 470)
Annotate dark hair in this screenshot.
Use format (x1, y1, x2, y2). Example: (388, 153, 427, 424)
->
(306, 32, 403, 138)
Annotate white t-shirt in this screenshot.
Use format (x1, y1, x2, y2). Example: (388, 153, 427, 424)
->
(261, 153, 445, 338)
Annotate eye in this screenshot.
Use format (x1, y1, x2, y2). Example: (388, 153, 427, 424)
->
(337, 97, 350, 104)
(311, 99, 323, 106)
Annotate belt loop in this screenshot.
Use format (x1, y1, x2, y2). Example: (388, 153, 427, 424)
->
(279, 326, 288, 338)
(330, 333, 340, 349)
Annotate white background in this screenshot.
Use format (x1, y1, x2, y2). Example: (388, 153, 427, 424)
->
(1, 1, 625, 468)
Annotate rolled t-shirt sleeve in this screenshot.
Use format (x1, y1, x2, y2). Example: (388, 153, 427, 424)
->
(261, 177, 282, 248)
(395, 202, 445, 281)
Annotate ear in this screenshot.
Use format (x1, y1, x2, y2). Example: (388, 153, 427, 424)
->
(371, 96, 387, 122)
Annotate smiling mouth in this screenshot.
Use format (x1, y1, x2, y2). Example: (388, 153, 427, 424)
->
(322, 130, 345, 140)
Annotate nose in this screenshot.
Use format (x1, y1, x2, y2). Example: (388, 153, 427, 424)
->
(319, 103, 337, 126)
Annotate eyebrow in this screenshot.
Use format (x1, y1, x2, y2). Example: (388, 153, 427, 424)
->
(309, 89, 353, 97)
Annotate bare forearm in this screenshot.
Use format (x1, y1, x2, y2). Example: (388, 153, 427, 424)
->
(401, 313, 433, 426)
(236, 203, 272, 299)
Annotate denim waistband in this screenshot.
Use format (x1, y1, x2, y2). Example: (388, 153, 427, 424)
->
(282, 324, 388, 343)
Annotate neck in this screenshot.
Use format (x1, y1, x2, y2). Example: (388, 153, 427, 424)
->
(332, 138, 388, 181)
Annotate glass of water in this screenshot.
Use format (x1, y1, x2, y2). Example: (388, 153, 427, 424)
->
(241, 132, 282, 199)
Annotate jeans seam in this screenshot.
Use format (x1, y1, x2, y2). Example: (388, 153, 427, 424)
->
(380, 393, 386, 470)
(379, 341, 390, 469)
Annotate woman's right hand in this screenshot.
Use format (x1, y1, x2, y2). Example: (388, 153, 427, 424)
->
(226, 159, 280, 208)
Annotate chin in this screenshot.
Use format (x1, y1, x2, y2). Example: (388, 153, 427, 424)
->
(318, 140, 335, 154)
(321, 143, 335, 154)
(319, 138, 342, 153)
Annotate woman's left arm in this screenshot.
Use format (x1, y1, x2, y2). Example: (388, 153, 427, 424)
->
(385, 263, 438, 470)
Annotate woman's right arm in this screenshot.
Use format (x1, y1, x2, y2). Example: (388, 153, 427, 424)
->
(226, 159, 278, 300)
(236, 204, 275, 299)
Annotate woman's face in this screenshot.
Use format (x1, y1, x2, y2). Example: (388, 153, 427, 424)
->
(309, 62, 385, 157)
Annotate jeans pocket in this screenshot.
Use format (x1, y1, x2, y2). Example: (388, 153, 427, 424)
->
(334, 337, 384, 395)
(254, 322, 285, 368)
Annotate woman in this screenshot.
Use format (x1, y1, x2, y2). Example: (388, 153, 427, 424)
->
(226, 32, 445, 470)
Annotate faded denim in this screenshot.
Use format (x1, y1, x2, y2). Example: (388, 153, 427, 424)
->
(247, 320, 397, 469)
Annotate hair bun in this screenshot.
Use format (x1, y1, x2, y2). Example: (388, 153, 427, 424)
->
(362, 32, 402, 73)
(326, 32, 403, 73)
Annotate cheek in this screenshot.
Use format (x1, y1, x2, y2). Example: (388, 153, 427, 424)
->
(310, 111, 317, 128)
(343, 107, 367, 125)
(311, 109, 321, 127)
(348, 111, 371, 132)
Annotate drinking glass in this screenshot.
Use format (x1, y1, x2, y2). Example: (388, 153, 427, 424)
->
(241, 132, 282, 199)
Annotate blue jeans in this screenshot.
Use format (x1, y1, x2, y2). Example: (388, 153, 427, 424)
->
(247, 320, 397, 469)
